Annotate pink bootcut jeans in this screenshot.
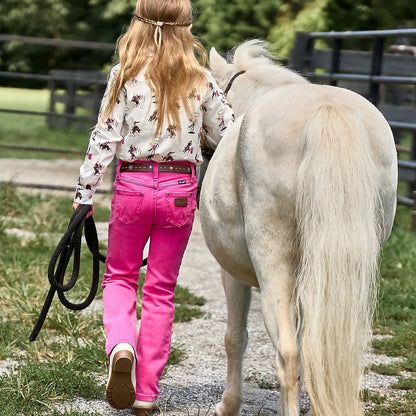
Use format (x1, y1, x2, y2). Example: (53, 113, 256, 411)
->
(102, 160, 198, 402)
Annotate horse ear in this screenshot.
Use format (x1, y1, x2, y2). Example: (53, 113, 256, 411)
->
(209, 47, 228, 77)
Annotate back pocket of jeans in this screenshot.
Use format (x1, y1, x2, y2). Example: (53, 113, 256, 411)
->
(114, 189, 143, 224)
(166, 192, 195, 227)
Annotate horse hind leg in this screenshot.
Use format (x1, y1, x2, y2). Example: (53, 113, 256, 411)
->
(249, 236, 300, 416)
(260, 280, 301, 416)
(215, 268, 252, 416)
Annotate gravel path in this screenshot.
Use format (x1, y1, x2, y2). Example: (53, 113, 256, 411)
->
(0, 158, 405, 415)
(54, 213, 404, 416)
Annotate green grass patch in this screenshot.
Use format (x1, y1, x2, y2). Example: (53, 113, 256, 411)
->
(393, 378, 416, 391)
(0, 361, 103, 415)
(173, 304, 204, 322)
(0, 87, 91, 159)
(175, 285, 205, 306)
(365, 391, 416, 416)
(173, 285, 205, 322)
(167, 345, 187, 366)
(364, 203, 416, 413)
(362, 389, 388, 405)
(0, 184, 205, 415)
(0, 181, 110, 233)
(370, 363, 401, 377)
(0, 87, 50, 111)
(3, 182, 415, 414)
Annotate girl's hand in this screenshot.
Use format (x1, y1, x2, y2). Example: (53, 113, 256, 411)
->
(72, 202, 95, 218)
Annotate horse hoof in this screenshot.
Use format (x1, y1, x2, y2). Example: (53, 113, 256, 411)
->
(215, 402, 239, 416)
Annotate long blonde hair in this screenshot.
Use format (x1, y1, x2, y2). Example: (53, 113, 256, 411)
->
(102, 0, 209, 135)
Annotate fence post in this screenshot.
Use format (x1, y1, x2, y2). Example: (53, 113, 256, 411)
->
(330, 38, 342, 86)
(369, 36, 385, 105)
(290, 32, 315, 73)
(65, 80, 76, 128)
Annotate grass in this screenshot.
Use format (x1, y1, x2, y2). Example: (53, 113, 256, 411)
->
(0, 88, 206, 414)
(363, 204, 416, 415)
(0, 183, 206, 415)
(0, 361, 103, 414)
(0, 87, 91, 159)
(2, 86, 416, 414)
(2, 183, 414, 415)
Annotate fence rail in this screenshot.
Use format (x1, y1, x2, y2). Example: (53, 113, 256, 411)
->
(0, 144, 84, 155)
(0, 108, 96, 122)
(0, 34, 115, 192)
(0, 34, 114, 50)
(2, 31, 416, 216)
(309, 73, 416, 85)
(307, 28, 416, 39)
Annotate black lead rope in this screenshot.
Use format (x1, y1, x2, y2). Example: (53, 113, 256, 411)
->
(29, 204, 147, 342)
(223, 70, 246, 96)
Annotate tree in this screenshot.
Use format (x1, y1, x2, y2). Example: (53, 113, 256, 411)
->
(0, 0, 132, 81)
(1, 0, 415, 84)
(192, 0, 331, 58)
(324, 0, 416, 33)
(193, 0, 280, 53)
(268, 0, 330, 58)
(266, 0, 416, 58)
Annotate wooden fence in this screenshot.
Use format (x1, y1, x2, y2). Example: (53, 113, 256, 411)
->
(290, 28, 416, 229)
(0, 34, 112, 131)
(47, 70, 107, 130)
(1, 31, 416, 224)
(0, 34, 115, 192)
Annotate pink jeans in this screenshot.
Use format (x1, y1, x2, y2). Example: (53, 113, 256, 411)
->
(102, 160, 197, 401)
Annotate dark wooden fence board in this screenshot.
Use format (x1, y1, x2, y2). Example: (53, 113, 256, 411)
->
(47, 69, 107, 131)
(0, 34, 116, 192)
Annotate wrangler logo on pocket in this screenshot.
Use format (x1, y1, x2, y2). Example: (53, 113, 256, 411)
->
(175, 197, 188, 207)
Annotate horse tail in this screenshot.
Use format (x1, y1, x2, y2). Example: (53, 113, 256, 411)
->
(295, 103, 381, 416)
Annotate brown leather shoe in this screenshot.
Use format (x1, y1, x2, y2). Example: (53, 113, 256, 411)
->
(133, 407, 154, 416)
(106, 350, 135, 409)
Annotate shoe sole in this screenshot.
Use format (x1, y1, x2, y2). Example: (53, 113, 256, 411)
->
(133, 407, 154, 416)
(106, 350, 135, 409)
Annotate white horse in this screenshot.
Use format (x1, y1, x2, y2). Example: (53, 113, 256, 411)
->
(199, 40, 398, 416)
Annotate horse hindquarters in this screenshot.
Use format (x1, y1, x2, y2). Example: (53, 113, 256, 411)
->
(295, 104, 394, 416)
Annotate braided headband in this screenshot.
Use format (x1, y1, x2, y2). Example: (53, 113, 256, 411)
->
(134, 14, 192, 48)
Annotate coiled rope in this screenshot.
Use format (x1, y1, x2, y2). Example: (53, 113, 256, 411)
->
(29, 204, 147, 341)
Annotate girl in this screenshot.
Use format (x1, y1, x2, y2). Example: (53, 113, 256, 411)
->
(72, 0, 234, 415)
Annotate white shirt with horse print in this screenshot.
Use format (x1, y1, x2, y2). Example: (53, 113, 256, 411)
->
(75, 64, 234, 204)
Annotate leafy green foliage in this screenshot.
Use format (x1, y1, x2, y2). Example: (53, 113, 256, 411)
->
(268, 0, 330, 58)
(193, 0, 280, 52)
(324, 0, 416, 32)
(0, 0, 115, 86)
(1, 0, 415, 77)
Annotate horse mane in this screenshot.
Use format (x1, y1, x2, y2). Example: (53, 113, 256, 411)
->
(231, 40, 308, 87)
